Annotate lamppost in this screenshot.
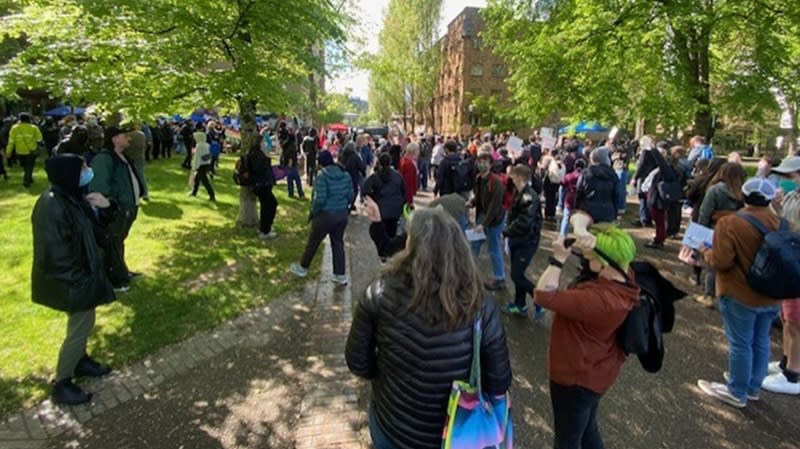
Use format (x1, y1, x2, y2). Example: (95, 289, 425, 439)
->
(468, 103, 476, 132)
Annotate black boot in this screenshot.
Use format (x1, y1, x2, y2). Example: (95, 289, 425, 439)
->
(75, 355, 112, 378)
(52, 379, 91, 405)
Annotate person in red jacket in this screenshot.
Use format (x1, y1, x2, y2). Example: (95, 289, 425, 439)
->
(399, 143, 419, 206)
(534, 213, 640, 449)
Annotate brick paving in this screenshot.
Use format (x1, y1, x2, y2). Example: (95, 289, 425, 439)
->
(0, 238, 367, 449)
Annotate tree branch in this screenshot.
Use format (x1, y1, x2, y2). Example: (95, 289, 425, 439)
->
(131, 25, 177, 35)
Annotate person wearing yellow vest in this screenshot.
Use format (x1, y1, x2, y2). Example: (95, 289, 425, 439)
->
(5, 112, 43, 187)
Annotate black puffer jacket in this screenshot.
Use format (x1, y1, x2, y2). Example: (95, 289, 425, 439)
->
(31, 156, 115, 312)
(503, 183, 542, 247)
(575, 164, 621, 224)
(363, 169, 406, 220)
(346, 278, 512, 449)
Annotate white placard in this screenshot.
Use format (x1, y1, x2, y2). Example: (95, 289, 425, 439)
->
(506, 136, 524, 157)
(682, 222, 714, 250)
(540, 127, 554, 139)
(466, 228, 487, 242)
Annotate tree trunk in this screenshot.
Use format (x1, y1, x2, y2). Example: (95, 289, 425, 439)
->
(690, 24, 714, 140)
(635, 118, 646, 139)
(787, 105, 798, 157)
(237, 97, 260, 228)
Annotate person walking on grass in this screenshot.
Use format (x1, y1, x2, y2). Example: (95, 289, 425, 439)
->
(5, 112, 43, 188)
(32, 154, 116, 405)
(247, 140, 278, 240)
(289, 150, 354, 286)
(189, 123, 215, 202)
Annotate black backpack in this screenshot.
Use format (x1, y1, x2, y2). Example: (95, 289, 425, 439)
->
(232, 154, 253, 186)
(737, 212, 800, 299)
(451, 158, 474, 193)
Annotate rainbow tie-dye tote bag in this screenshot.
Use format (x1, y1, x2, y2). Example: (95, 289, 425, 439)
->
(442, 319, 513, 449)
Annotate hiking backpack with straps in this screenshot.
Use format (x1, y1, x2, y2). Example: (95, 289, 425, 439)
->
(737, 212, 800, 299)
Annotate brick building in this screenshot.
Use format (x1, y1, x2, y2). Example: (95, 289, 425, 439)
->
(432, 7, 512, 137)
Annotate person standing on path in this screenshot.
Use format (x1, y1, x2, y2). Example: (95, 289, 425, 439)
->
(5, 112, 43, 188)
(697, 178, 781, 408)
(301, 128, 319, 186)
(399, 143, 419, 208)
(363, 153, 406, 259)
(89, 126, 144, 291)
(289, 150, 354, 286)
(763, 156, 800, 395)
(247, 140, 278, 239)
(346, 206, 512, 449)
(469, 148, 507, 291)
(502, 164, 544, 318)
(534, 219, 639, 449)
(32, 154, 116, 405)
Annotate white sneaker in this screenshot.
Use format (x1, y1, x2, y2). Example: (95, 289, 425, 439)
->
(289, 263, 308, 277)
(768, 361, 782, 375)
(761, 372, 800, 395)
(697, 380, 746, 408)
(332, 274, 349, 286)
(722, 371, 760, 400)
(259, 231, 277, 240)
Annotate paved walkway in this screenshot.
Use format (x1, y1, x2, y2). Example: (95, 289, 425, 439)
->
(2, 194, 799, 449)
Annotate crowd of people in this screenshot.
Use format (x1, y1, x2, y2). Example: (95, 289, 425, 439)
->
(9, 109, 799, 448)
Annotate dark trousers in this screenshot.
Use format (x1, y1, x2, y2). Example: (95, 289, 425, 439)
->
(210, 154, 219, 174)
(254, 186, 277, 234)
(21, 153, 36, 186)
(510, 241, 539, 308)
(0, 153, 7, 176)
(306, 156, 317, 186)
(550, 381, 605, 449)
(107, 207, 138, 286)
(544, 180, 559, 219)
(300, 211, 349, 275)
(666, 201, 682, 236)
(182, 151, 192, 168)
(162, 140, 173, 158)
(638, 193, 651, 224)
(191, 165, 215, 199)
(650, 206, 667, 242)
(418, 160, 429, 190)
(368, 218, 401, 259)
(287, 166, 304, 197)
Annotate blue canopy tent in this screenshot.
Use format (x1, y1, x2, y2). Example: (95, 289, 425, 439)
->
(43, 106, 85, 117)
(558, 121, 609, 135)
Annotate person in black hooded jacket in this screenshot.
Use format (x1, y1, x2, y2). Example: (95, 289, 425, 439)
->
(346, 207, 512, 449)
(31, 154, 116, 406)
(246, 141, 278, 239)
(575, 147, 621, 224)
(363, 153, 406, 258)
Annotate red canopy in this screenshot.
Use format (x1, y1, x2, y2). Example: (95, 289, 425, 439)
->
(328, 123, 348, 132)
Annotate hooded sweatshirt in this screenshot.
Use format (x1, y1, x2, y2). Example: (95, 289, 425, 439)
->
(575, 164, 621, 223)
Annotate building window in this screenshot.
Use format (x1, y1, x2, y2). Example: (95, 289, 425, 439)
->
(473, 37, 483, 50)
(471, 65, 484, 77)
(492, 64, 505, 77)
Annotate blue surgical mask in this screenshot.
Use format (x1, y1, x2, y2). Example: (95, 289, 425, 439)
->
(79, 168, 94, 187)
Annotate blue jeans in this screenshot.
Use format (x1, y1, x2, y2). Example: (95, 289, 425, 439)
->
(286, 166, 304, 198)
(615, 169, 627, 211)
(638, 192, 651, 224)
(369, 404, 401, 449)
(560, 207, 572, 236)
(558, 185, 565, 210)
(471, 214, 505, 281)
(418, 159, 430, 190)
(720, 296, 780, 401)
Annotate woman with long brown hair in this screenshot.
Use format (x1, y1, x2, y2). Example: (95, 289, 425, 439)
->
(346, 207, 512, 449)
(694, 162, 747, 307)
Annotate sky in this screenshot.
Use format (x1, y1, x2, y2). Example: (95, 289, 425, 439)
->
(328, 0, 487, 100)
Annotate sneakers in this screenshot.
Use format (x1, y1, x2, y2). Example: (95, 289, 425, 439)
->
(75, 356, 112, 378)
(693, 295, 715, 309)
(644, 240, 665, 249)
(113, 284, 130, 293)
(768, 361, 782, 375)
(128, 271, 143, 281)
(502, 304, 528, 316)
(697, 379, 746, 408)
(484, 279, 506, 291)
(289, 263, 308, 278)
(761, 372, 800, 395)
(52, 379, 92, 406)
(259, 231, 278, 240)
(534, 306, 546, 321)
(722, 371, 760, 400)
(332, 274, 349, 286)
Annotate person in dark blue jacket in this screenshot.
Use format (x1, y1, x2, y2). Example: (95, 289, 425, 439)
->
(575, 147, 621, 224)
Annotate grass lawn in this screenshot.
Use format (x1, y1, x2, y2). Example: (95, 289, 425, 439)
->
(0, 153, 318, 418)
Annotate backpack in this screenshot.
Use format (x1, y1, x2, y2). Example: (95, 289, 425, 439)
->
(233, 154, 253, 186)
(547, 159, 565, 184)
(737, 212, 800, 299)
(488, 173, 514, 211)
(451, 158, 474, 193)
